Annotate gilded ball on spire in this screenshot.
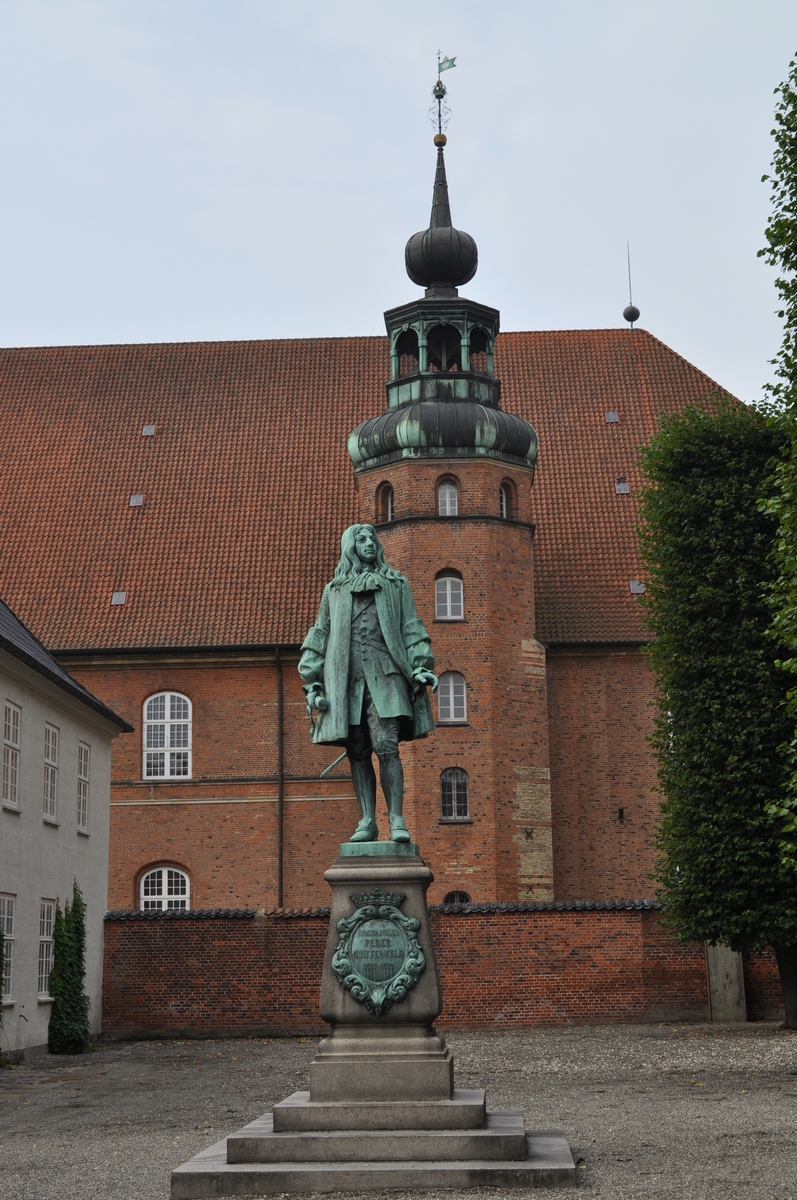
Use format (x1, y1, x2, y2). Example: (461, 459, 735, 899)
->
(434, 133, 447, 147)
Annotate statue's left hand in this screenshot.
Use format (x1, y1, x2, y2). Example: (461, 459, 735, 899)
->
(412, 669, 439, 693)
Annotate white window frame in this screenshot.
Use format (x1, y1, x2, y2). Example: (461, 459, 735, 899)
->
(43, 723, 58, 820)
(77, 742, 90, 831)
(143, 693, 192, 780)
(435, 574, 464, 620)
(440, 767, 470, 819)
(1, 893, 14, 1000)
(38, 899, 55, 997)
(3, 701, 20, 808)
(437, 671, 467, 723)
(140, 867, 190, 910)
(437, 480, 459, 517)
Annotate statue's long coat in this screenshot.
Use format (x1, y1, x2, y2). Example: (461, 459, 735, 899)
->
(298, 574, 435, 746)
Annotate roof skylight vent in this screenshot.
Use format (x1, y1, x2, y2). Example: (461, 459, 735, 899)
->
(142, 424, 156, 437)
(615, 479, 630, 495)
(110, 590, 128, 606)
(129, 494, 145, 507)
(605, 411, 620, 424)
(629, 580, 645, 595)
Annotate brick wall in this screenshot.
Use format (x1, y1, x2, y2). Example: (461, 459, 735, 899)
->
(101, 903, 783, 1041)
(547, 646, 660, 899)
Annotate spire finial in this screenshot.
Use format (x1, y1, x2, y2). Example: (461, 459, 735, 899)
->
(405, 58, 477, 298)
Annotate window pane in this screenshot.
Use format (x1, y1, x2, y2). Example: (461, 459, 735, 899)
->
(170, 752, 189, 776)
(167, 869, 187, 897)
(143, 870, 163, 897)
(170, 695, 189, 721)
(438, 673, 467, 722)
(146, 724, 165, 749)
(146, 695, 166, 720)
(170, 724, 189, 748)
(435, 579, 448, 619)
(2, 938, 12, 997)
(438, 482, 459, 516)
(145, 752, 165, 777)
(3, 745, 18, 804)
(38, 940, 52, 995)
(39, 902, 54, 938)
(4, 703, 19, 746)
(449, 579, 463, 617)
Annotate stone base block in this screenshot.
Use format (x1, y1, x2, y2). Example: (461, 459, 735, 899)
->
(309, 1045, 453, 1102)
(227, 1110, 526, 1163)
(272, 1088, 486, 1131)
(171, 1131, 577, 1197)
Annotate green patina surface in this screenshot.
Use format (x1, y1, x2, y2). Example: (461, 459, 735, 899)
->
(339, 840, 420, 858)
(331, 889, 426, 1016)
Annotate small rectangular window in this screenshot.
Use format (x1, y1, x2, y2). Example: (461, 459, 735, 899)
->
(77, 742, 90, 831)
(110, 590, 127, 606)
(38, 900, 55, 996)
(141, 424, 156, 436)
(43, 724, 58, 820)
(129, 494, 145, 507)
(3, 701, 20, 807)
(615, 479, 631, 495)
(629, 579, 646, 595)
(1, 894, 15, 998)
(605, 411, 620, 423)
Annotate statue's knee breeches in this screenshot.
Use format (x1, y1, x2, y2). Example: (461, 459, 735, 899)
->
(365, 711, 400, 760)
(345, 722, 372, 764)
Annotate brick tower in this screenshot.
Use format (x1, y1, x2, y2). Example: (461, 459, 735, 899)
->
(347, 125, 553, 904)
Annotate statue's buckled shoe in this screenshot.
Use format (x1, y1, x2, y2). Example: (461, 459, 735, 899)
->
(349, 817, 378, 843)
(389, 815, 411, 843)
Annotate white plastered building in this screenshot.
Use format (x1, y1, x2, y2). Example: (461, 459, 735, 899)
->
(0, 599, 130, 1055)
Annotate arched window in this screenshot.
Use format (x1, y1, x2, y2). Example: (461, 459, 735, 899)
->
(435, 571, 464, 620)
(440, 767, 469, 819)
(443, 890, 472, 906)
(427, 324, 462, 372)
(469, 327, 489, 374)
(377, 482, 394, 523)
(143, 692, 192, 779)
(396, 329, 419, 377)
(140, 867, 190, 911)
(499, 480, 515, 519)
(438, 480, 459, 517)
(438, 672, 467, 723)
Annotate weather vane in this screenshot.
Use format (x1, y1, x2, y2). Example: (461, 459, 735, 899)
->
(429, 52, 456, 135)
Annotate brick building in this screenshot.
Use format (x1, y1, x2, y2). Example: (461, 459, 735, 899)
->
(0, 137, 725, 914)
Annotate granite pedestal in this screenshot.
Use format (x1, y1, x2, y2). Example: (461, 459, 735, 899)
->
(171, 847, 576, 1196)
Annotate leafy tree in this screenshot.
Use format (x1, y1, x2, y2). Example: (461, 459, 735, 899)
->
(48, 882, 91, 1054)
(639, 398, 797, 1025)
(760, 55, 797, 876)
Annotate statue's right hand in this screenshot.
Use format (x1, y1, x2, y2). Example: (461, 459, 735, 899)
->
(314, 695, 329, 711)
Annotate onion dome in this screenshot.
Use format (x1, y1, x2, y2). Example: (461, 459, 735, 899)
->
(404, 135, 478, 297)
(348, 401, 538, 471)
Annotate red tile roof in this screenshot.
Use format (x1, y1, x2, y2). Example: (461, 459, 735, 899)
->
(0, 329, 725, 650)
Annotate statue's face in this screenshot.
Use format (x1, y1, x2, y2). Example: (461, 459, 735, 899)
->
(354, 529, 377, 564)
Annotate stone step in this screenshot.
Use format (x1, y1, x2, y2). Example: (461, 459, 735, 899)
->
(227, 1110, 526, 1164)
(272, 1088, 486, 1131)
(171, 1131, 577, 1198)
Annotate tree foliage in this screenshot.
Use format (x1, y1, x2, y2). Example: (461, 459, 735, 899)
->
(48, 882, 91, 1055)
(639, 398, 797, 951)
(760, 55, 797, 866)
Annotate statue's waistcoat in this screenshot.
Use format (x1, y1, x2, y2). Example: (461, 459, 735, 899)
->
(348, 592, 412, 723)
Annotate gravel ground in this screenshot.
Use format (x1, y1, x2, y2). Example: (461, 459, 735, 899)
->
(1, 1023, 796, 1200)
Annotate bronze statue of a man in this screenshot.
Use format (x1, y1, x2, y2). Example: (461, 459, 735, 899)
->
(299, 524, 438, 844)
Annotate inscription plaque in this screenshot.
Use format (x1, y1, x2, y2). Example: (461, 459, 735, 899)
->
(331, 889, 425, 1016)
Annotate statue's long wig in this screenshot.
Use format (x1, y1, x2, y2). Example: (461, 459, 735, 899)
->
(332, 524, 404, 587)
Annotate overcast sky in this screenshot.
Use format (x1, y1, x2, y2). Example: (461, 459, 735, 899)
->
(0, 1, 796, 403)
